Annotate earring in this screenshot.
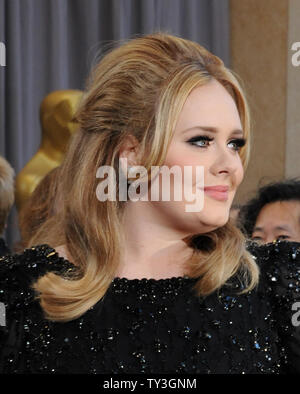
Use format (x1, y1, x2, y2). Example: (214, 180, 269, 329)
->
(128, 166, 136, 175)
(127, 166, 137, 184)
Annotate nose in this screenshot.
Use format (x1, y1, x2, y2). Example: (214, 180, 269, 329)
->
(264, 235, 276, 244)
(209, 144, 241, 177)
(263, 231, 276, 244)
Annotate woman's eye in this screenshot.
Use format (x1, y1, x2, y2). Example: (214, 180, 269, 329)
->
(251, 236, 263, 243)
(277, 235, 290, 241)
(227, 138, 246, 151)
(187, 136, 213, 148)
(187, 136, 246, 151)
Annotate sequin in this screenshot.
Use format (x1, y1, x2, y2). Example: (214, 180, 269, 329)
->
(0, 241, 300, 373)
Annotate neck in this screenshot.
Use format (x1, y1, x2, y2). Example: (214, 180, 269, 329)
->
(116, 202, 194, 280)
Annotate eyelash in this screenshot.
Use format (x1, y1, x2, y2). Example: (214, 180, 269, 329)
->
(278, 235, 290, 239)
(187, 135, 246, 151)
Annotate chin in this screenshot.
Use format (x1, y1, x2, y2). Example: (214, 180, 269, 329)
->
(198, 212, 230, 231)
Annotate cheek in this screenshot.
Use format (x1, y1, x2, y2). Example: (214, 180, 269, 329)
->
(164, 143, 196, 168)
(164, 144, 208, 178)
(236, 160, 244, 186)
(164, 152, 206, 195)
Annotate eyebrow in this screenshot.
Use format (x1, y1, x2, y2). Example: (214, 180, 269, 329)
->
(182, 126, 244, 137)
(253, 225, 291, 233)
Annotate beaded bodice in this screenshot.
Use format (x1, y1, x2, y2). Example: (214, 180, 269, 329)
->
(1, 242, 300, 374)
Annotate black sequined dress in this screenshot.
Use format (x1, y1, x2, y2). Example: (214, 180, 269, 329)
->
(0, 238, 10, 257)
(0, 241, 300, 374)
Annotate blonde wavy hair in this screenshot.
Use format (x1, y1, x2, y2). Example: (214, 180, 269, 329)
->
(30, 33, 259, 322)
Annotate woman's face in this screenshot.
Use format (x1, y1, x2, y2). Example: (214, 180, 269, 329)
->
(150, 79, 245, 235)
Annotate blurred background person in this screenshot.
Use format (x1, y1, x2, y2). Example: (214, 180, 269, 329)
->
(0, 156, 15, 256)
(239, 179, 300, 244)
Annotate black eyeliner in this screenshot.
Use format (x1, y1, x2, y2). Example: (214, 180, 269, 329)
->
(186, 135, 246, 150)
(230, 138, 246, 147)
(187, 135, 213, 143)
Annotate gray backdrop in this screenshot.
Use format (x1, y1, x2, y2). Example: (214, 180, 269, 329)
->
(0, 0, 230, 247)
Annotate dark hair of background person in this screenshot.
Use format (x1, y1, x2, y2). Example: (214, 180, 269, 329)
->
(16, 166, 61, 252)
(238, 178, 300, 238)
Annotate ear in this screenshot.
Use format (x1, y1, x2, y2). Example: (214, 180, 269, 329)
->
(119, 134, 141, 167)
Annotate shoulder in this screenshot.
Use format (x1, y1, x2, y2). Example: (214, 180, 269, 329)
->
(246, 240, 300, 307)
(0, 244, 77, 373)
(246, 240, 300, 288)
(246, 240, 300, 273)
(0, 244, 77, 306)
(246, 241, 300, 373)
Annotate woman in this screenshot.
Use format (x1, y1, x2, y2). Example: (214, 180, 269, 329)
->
(0, 33, 300, 374)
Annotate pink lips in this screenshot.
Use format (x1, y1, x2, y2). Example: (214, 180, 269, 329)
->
(203, 185, 229, 201)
